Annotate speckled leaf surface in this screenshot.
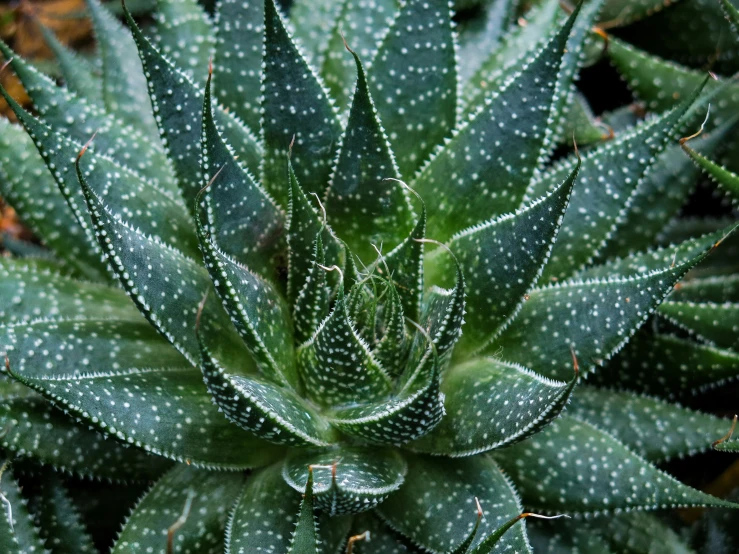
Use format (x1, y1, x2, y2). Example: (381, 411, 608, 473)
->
(412, 6, 579, 242)
(0, 40, 173, 187)
(288, 469, 320, 553)
(112, 464, 241, 554)
(283, 447, 407, 515)
(528, 519, 615, 553)
(261, 0, 341, 206)
(349, 512, 422, 553)
(568, 386, 728, 462)
(124, 7, 261, 207)
(325, 46, 413, 263)
(494, 415, 734, 515)
(721, 0, 739, 36)
(227, 463, 351, 554)
(5, 318, 280, 468)
(491, 246, 712, 380)
(368, 0, 457, 177)
(151, 0, 214, 80)
(416, 262, 466, 359)
(320, 0, 399, 111)
(670, 275, 739, 303)
(377, 454, 530, 554)
(212, 0, 263, 133)
(289, 0, 345, 67)
(438, 167, 577, 353)
(658, 301, 739, 349)
(588, 512, 697, 554)
(297, 288, 392, 408)
(598, 0, 682, 26)
(682, 143, 739, 201)
(0, 470, 47, 554)
(0, 395, 171, 481)
(0, 122, 106, 282)
(85, 0, 158, 135)
(410, 358, 576, 456)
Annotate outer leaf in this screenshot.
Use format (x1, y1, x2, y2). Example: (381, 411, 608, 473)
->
(261, 0, 341, 205)
(325, 45, 414, 263)
(38, 25, 102, 104)
(377, 454, 530, 554)
(598, 0, 684, 26)
(112, 465, 241, 554)
(297, 287, 392, 408)
(491, 238, 715, 380)
(321, 0, 399, 110)
(349, 513, 423, 554)
(0, 470, 47, 554)
(369, 0, 457, 177)
(0, 40, 173, 187)
(200, 70, 285, 277)
(123, 6, 261, 208)
(282, 446, 407, 515)
(594, 332, 739, 398)
(85, 0, 158, 135)
(409, 358, 577, 456)
(22, 472, 97, 554)
(588, 512, 697, 554)
(412, 5, 580, 242)
(0, 115, 108, 281)
(531, 91, 699, 282)
(658, 301, 739, 349)
(0, 395, 170, 481)
(721, 0, 739, 37)
(227, 463, 351, 554)
(670, 275, 739, 303)
(568, 385, 728, 462)
(5, 318, 281, 469)
(294, 235, 331, 344)
(494, 415, 735, 515)
(417, 262, 466, 358)
(197, 329, 337, 447)
(151, 0, 214, 80)
(212, 0, 263, 133)
(289, 0, 345, 67)
(327, 347, 444, 445)
(0, 257, 138, 325)
(528, 519, 615, 553)
(682, 143, 739, 201)
(438, 166, 577, 353)
(288, 469, 319, 553)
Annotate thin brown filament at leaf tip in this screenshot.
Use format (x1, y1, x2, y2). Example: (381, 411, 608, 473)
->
(384, 177, 424, 204)
(572, 134, 580, 163)
(166, 490, 195, 554)
(475, 497, 484, 519)
(208, 56, 213, 77)
(680, 104, 711, 145)
(569, 345, 579, 376)
(317, 264, 344, 283)
(309, 192, 327, 226)
(370, 243, 393, 280)
(0, 458, 12, 532)
(288, 134, 296, 159)
(713, 415, 738, 448)
(198, 164, 227, 198)
(340, 31, 355, 55)
(518, 513, 571, 521)
(0, 58, 13, 76)
(195, 290, 210, 334)
(77, 130, 100, 161)
(345, 531, 370, 554)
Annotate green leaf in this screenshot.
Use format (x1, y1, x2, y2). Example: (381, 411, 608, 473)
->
(123, 5, 262, 208)
(297, 287, 392, 408)
(682, 141, 739, 201)
(200, 68, 285, 277)
(112, 465, 241, 554)
(0, 40, 174, 188)
(598, 0, 683, 26)
(288, 468, 319, 553)
(0, 469, 47, 554)
(377, 454, 530, 554)
(409, 358, 577, 456)
(713, 416, 739, 452)
(320, 0, 399, 111)
(568, 385, 728, 462)
(5, 318, 281, 469)
(670, 274, 739, 303)
(412, 4, 580, 242)
(197, 328, 337, 447)
(22, 472, 97, 554)
(262, 0, 342, 206)
(0, 251, 136, 326)
(227, 463, 351, 554)
(325, 44, 414, 263)
(212, 0, 263, 133)
(349, 512, 423, 554)
(0, 394, 170, 481)
(283, 446, 407, 515)
(439, 166, 577, 354)
(371, 283, 410, 376)
(289, 0, 345, 67)
(532, 91, 700, 282)
(417, 261, 466, 358)
(151, 0, 214, 80)
(721, 0, 739, 37)
(38, 24, 102, 104)
(327, 347, 444, 445)
(85, 0, 158, 135)
(494, 415, 735, 515)
(490, 234, 717, 380)
(294, 235, 331, 344)
(557, 92, 610, 146)
(588, 512, 698, 554)
(658, 301, 739, 349)
(595, 332, 739, 398)
(0, 114, 108, 281)
(368, 0, 457, 177)
(528, 518, 615, 553)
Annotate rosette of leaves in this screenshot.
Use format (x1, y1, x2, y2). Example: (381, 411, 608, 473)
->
(0, 0, 737, 553)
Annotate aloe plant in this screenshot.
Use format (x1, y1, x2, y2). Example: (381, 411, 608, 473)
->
(0, 0, 737, 552)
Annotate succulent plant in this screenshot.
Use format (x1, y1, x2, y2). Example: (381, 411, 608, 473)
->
(0, 0, 738, 552)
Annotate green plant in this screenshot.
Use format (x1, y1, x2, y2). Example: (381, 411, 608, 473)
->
(0, 0, 738, 552)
